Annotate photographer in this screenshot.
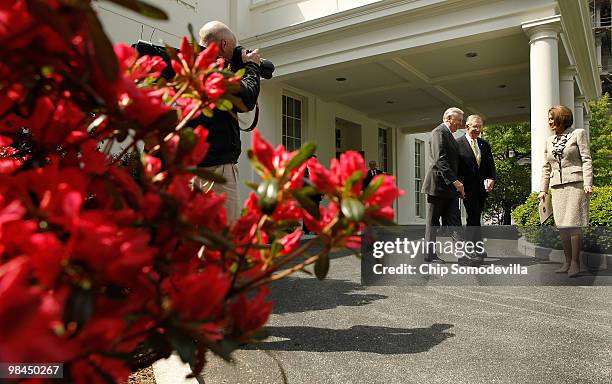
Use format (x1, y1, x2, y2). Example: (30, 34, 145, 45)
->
(191, 21, 261, 222)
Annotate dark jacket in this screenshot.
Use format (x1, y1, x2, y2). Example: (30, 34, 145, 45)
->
(457, 135, 496, 200)
(195, 62, 261, 167)
(421, 123, 460, 198)
(364, 168, 383, 188)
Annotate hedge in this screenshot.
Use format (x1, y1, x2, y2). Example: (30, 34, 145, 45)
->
(511, 185, 612, 253)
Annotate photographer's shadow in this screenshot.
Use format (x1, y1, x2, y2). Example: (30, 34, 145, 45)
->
(247, 323, 455, 354)
(270, 277, 387, 315)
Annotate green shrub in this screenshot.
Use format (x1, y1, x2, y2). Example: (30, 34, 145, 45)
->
(512, 186, 612, 252)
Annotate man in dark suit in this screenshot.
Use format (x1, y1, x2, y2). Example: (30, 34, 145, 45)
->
(364, 160, 384, 188)
(457, 115, 496, 260)
(421, 107, 473, 264)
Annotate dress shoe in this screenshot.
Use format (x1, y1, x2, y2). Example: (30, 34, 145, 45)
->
(424, 255, 445, 264)
(457, 256, 481, 266)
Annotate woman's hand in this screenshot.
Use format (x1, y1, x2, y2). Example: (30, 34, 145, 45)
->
(584, 185, 593, 195)
(538, 191, 547, 203)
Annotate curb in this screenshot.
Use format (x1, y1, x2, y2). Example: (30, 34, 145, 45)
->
(517, 236, 610, 270)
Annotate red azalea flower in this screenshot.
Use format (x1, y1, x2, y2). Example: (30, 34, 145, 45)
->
(306, 157, 339, 195)
(252, 129, 275, 171)
(178, 36, 194, 67)
(175, 96, 203, 121)
(195, 43, 219, 70)
(331, 150, 365, 194)
(114, 43, 137, 73)
(79, 140, 107, 175)
(364, 175, 403, 209)
(230, 286, 272, 336)
(185, 126, 210, 166)
(0, 136, 23, 174)
(118, 76, 172, 126)
(77, 318, 127, 352)
(183, 191, 227, 231)
(162, 266, 231, 321)
(142, 192, 162, 220)
(0, 257, 78, 363)
(279, 228, 303, 255)
(167, 174, 193, 205)
(302, 201, 340, 234)
(104, 229, 157, 286)
(1, 97, 85, 147)
(25, 233, 66, 287)
(144, 155, 162, 178)
(204, 72, 226, 101)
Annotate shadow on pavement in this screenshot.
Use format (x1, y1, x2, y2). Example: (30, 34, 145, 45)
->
(247, 324, 455, 354)
(270, 277, 387, 315)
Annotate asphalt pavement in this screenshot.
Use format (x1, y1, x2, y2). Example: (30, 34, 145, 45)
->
(197, 250, 612, 384)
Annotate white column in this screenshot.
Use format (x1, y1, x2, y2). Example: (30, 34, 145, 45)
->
(596, 35, 603, 71)
(560, 66, 575, 112)
(522, 16, 561, 192)
(574, 96, 585, 129)
(584, 112, 591, 140)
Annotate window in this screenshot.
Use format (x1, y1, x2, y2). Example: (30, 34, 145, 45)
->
(282, 95, 302, 151)
(414, 139, 425, 219)
(378, 127, 389, 172)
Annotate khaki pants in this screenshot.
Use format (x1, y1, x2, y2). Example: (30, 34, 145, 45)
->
(191, 163, 240, 224)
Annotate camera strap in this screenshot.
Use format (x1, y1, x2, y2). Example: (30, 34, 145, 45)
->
(240, 102, 259, 132)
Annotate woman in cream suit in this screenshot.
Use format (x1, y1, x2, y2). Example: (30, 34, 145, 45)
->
(538, 105, 593, 277)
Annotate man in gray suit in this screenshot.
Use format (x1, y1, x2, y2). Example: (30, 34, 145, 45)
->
(421, 107, 473, 264)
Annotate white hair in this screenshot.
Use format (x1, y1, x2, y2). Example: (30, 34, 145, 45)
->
(199, 21, 235, 46)
(442, 107, 464, 122)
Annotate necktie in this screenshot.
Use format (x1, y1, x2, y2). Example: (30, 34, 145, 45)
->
(470, 140, 481, 167)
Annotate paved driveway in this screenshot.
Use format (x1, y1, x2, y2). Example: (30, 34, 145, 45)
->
(200, 252, 612, 384)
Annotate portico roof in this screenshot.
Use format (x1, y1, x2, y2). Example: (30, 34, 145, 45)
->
(241, 0, 600, 132)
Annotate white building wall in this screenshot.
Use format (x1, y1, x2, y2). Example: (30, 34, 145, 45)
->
(237, 0, 383, 39)
(96, 0, 230, 46)
(397, 132, 431, 225)
(240, 82, 398, 206)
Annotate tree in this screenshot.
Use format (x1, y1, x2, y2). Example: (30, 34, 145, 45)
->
(481, 122, 531, 224)
(588, 93, 612, 186)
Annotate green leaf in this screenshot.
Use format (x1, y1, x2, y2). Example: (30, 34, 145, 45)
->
(270, 241, 282, 258)
(106, 0, 168, 20)
(245, 181, 259, 190)
(187, 23, 196, 47)
(184, 167, 227, 183)
(64, 286, 94, 331)
(85, 10, 119, 81)
(285, 142, 316, 173)
(202, 107, 214, 118)
(205, 339, 237, 362)
(290, 189, 320, 220)
(361, 174, 384, 201)
(298, 185, 318, 197)
(167, 328, 197, 365)
(233, 68, 246, 78)
(257, 179, 279, 215)
(178, 127, 196, 154)
(341, 198, 365, 222)
(314, 253, 329, 279)
(217, 99, 233, 112)
(247, 150, 267, 177)
(344, 170, 363, 194)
